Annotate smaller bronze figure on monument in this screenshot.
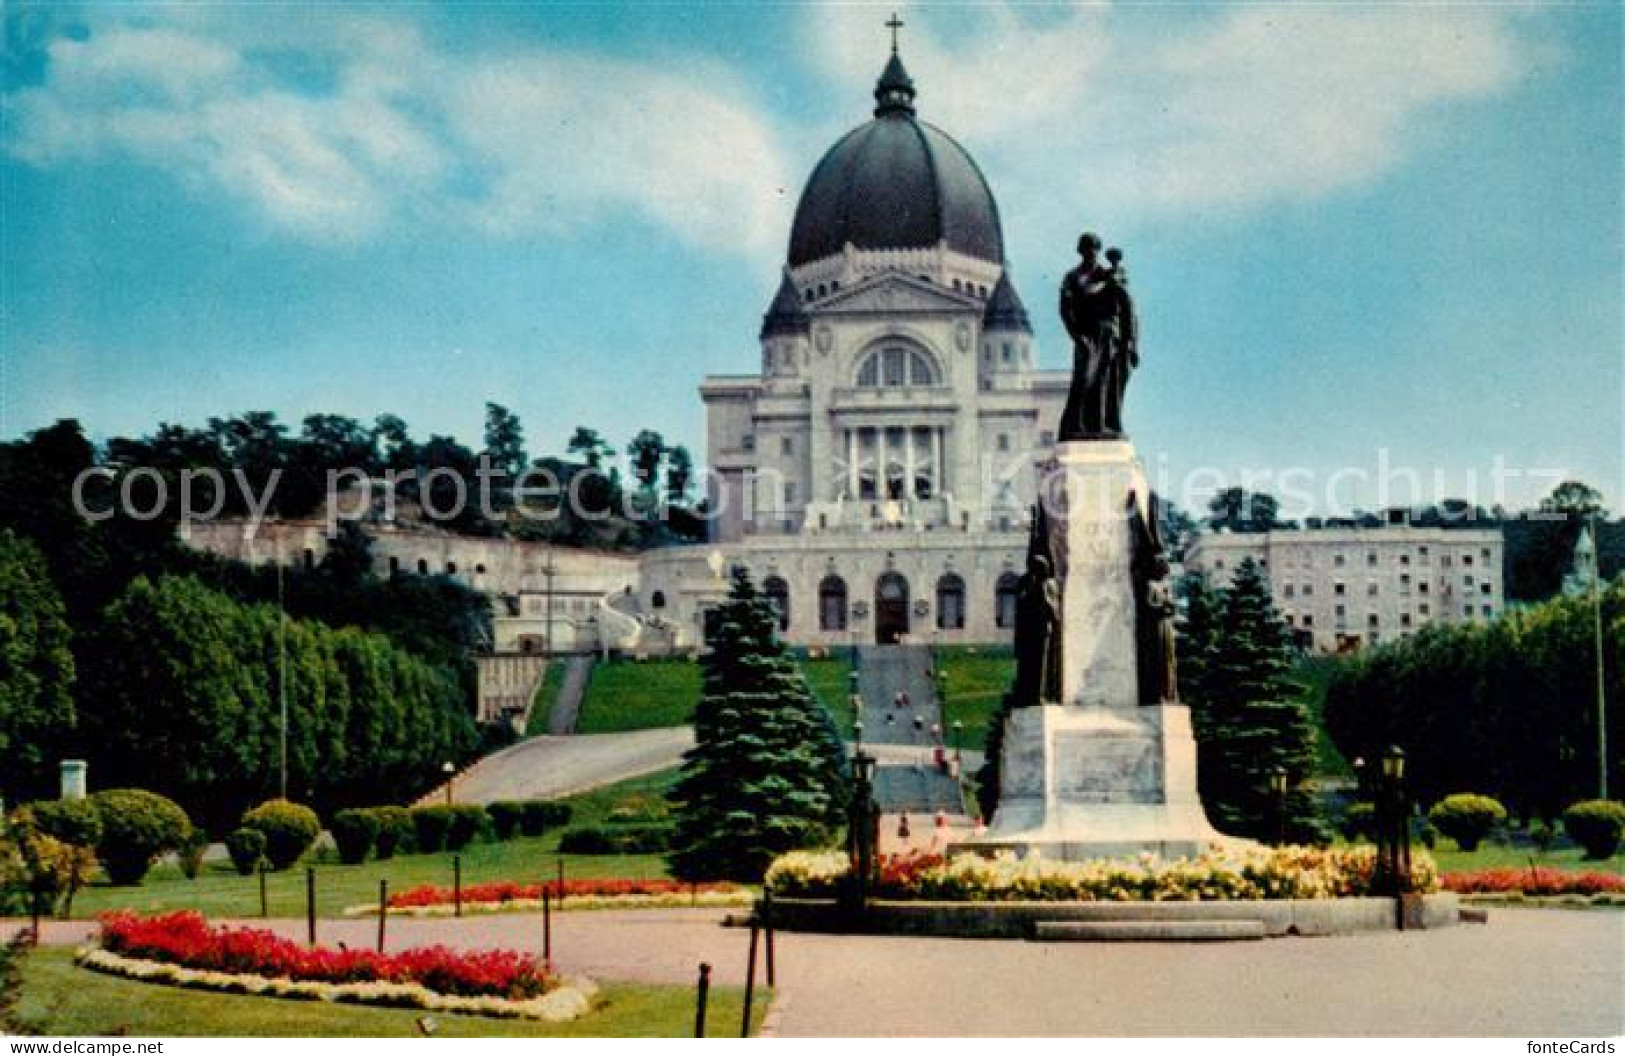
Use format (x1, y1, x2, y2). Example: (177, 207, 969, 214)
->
(1011, 508, 1063, 706)
(1128, 491, 1179, 704)
(1144, 558, 1179, 704)
(1058, 233, 1139, 441)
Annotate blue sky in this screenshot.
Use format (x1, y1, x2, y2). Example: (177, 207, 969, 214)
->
(3, 1, 1620, 516)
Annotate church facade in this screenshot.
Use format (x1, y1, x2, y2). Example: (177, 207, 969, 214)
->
(636, 52, 1069, 650)
(181, 52, 1069, 656)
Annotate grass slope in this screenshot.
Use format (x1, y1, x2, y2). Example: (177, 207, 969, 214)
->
(574, 659, 701, 734)
(935, 647, 1015, 748)
(67, 770, 682, 920)
(10, 947, 768, 1038)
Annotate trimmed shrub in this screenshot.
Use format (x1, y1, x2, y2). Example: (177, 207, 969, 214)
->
(1427, 794, 1508, 852)
(444, 805, 491, 851)
(370, 807, 414, 859)
(487, 801, 526, 840)
(225, 828, 266, 876)
(1339, 802, 1376, 842)
(23, 799, 103, 849)
(558, 824, 674, 855)
(240, 799, 322, 871)
(91, 789, 193, 886)
(411, 806, 455, 853)
(1562, 800, 1625, 860)
(330, 809, 380, 865)
(178, 828, 209, 880)
(519, 801, 572, 838)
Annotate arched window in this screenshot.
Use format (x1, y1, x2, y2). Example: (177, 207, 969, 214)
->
(995, 572, 1021, 630)
(855, 346, 939, 388)
(936, 574, 966, 630)
(651, 590, 667, 609)
(819, 575, 848, 631)
(416, 558, 429, 575)
(763, 576, 790, 632)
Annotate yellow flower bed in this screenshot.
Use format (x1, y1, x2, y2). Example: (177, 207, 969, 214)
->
(766, 846, 1439, 901)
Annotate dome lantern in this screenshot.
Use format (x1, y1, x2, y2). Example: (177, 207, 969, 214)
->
(786, 44, 1005, 270)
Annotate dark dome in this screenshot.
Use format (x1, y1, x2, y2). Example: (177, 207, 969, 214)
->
(787, 55, 1004, 268)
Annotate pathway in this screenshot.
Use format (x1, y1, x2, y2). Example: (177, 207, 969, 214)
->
(854, 645, 965, 819)
(14, 908, 1622, 1035)
(546, 655, 596, 736)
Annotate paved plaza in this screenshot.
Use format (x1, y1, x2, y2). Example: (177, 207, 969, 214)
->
(14, 906, 1622, 1036)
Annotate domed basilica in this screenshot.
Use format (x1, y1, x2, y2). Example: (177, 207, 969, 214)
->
(636, 48, 1069, 650)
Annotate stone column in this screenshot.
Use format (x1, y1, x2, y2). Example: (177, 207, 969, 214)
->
(847, 429, 859, 499)
(904, 426, 917, 501)
(60, 759, 88, 800)
(932, 427, 944, 496)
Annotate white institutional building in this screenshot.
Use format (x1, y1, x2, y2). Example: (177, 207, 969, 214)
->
(1183, 525, 1506, 652)
(639, 51, 1067, 649)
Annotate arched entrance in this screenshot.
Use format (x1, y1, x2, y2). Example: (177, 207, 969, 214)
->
(875, 572, 910, 644)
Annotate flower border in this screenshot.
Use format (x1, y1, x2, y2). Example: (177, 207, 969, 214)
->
(343, 889, 753, 918)
(76, 947, 599, 1022)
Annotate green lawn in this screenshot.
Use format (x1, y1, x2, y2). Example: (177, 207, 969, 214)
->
(523, 660, 570, 737)
(66, 770, 683, 920)
(574, 659, 702, 733)
(937, 647, 1015, 748)
(801, 655, 857, 737)
(8, 947, 769, 1038)
(1427, 841, 1624, 874)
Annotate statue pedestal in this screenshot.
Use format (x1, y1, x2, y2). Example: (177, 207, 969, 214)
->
(968, 704, 1226, 860)
(1046, 440, 1145, 708)
(964, 440, 1229, 861)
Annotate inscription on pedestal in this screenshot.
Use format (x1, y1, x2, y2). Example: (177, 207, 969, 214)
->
(1055, 731, 1161, 804)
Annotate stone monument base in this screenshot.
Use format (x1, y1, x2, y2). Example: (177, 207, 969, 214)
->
(961, 704, 1233, 861)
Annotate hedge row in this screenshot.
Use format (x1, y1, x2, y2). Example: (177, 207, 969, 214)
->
(325, 800, 573, 865)
(1337, 794, 1625, 859)
(557, 824, 674, 855)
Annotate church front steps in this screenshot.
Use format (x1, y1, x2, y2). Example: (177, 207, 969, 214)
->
(1033, 919, 1266, 942)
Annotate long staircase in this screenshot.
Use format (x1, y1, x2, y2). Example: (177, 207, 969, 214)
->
(853, 645, 966, 822)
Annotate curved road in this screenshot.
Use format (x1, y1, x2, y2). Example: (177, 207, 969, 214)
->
(444, 727, 694, 804)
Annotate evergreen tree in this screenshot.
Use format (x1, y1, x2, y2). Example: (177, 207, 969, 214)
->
(1176, 572, 1220, 706)
(1190, 558, 1325, 842)
(0, 530, 77, 801)
(974, 691, 1017, 823)
(668, 568, 848, 881)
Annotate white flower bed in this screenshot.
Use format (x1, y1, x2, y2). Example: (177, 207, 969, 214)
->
(76, 947, 599, 1022)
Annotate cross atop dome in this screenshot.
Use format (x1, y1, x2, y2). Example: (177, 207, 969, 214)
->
(874, 15, 916, 117)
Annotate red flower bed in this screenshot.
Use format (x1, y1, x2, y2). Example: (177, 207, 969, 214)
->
(387, 877, 741, 909)
(1441, 868, 1625, 896)
(98, 911, 550, 999)
(876, 852, 946, 897)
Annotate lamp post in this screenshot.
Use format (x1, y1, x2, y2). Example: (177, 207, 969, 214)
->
(442, 760, 455, 807)
(952, 719, 964, 772)
(1591, 511, 1609, 800)
(846, 744, 878, 914)
(1376, 745, 1411, 899)
(1270, 767, 1289, 847)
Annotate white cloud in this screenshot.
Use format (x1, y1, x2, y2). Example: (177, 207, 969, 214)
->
(3, 11, 794, 258)
(801, 3, 1546, 225)
(3, 4, 1548, 260)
